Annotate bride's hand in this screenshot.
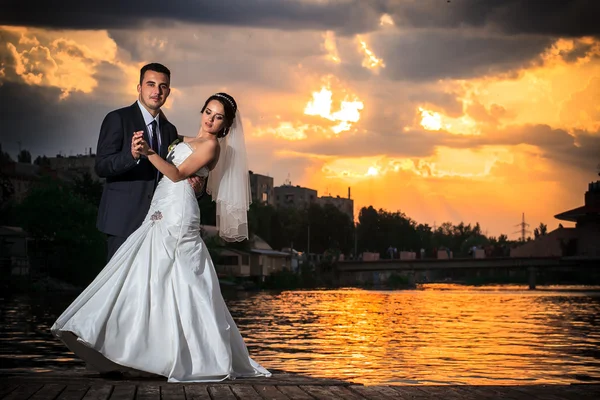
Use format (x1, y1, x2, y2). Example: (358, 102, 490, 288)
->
(133, 132, 156, 156)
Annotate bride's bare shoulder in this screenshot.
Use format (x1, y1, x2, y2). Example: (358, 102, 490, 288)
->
(187, 138, 218, 153)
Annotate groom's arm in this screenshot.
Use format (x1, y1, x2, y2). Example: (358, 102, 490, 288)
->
(95, 111, 139, 178)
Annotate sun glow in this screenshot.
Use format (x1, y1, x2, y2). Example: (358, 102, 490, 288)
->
(366, 166, 380, 176)
(304, 83, 364, 134)
(323, 31, 341, 63)
(419, 107, 480, 135)
(357, 36, 385, 71)
(253, 121, 310, 141)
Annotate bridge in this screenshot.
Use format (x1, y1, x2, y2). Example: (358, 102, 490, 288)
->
(335, 256, 600, 289)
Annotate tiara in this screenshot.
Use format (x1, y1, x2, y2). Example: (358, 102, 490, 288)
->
(213, 93, 236, 111)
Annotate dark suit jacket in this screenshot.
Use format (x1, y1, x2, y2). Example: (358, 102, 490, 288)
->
(95, 102, 178, 238)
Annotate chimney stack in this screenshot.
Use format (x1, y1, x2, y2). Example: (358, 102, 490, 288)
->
(348, 187, 351, 199)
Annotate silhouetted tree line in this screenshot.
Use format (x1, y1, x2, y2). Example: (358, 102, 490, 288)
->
(1, 173, 105, 286)
(354, 206, 515, 258)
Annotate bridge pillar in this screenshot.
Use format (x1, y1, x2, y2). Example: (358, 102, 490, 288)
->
(408, 271, 416, 286)
(528, 266, 537, 290)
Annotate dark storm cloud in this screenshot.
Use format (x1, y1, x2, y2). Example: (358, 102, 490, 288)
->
(559, 41, 595, 63)
(375, 31, 553, 81)
(0, 0, 384, 34)
(0, 80, 123, 159)
(386, 0, 600, 38)
(2, 0, 597, 38)
(472, 124, 600, 172)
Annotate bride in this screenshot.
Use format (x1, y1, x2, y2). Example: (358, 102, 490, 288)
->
(51, 92, 271, 383)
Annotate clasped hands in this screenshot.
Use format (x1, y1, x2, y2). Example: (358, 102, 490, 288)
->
(130, 132, 205, 194)
(131, 131, 153, 158)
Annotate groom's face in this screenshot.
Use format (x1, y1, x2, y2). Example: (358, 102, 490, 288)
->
(137, 70, 171, 113)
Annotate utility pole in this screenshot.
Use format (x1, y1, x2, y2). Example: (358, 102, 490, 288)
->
(354, 222, 358, 258)
(514, 212, 531, 242)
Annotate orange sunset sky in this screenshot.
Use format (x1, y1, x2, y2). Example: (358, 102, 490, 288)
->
(1, 1, 598, 239)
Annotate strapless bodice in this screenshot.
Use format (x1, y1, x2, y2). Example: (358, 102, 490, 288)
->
(166, 142, 209, 178)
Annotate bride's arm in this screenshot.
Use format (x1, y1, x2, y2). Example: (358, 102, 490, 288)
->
(134, 132, 216, 182)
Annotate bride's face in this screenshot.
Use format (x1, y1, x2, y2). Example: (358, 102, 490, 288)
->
(201, 100, 226, 135)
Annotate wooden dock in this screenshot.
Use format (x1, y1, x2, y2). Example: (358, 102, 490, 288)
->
(1, 371, 599, 400)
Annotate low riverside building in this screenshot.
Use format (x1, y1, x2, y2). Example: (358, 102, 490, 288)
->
(511, 179, 600, 257)
(200, 225, 291, 279)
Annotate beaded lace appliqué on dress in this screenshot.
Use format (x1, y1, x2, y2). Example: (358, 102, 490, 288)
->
(150, 211, 163, 225)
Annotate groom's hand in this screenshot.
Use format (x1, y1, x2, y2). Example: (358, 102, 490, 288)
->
(131, 131, 144, 159)
(188, 176, 205, 196)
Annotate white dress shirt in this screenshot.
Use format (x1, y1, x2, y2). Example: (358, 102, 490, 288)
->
(137, 100, 161, 152)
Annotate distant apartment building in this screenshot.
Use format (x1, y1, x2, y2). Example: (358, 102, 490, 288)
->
(274, 184, 318, 209)
(249, 171, 274, 206)
(318, 187, 354, 221)
(48, 150, 99, 181)
(0, 163, 46, 202)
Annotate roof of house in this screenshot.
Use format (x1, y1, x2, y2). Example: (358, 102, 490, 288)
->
(0, 226, 27, 237)
(200, 225, 274, 250)
(554, 205, 600, 222)
(250, 249, 291, 257)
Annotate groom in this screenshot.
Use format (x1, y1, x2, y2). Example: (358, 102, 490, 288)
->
(95, 63, 203, 261)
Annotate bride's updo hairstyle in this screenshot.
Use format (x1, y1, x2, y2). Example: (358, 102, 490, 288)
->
(201, 92, 238, 138)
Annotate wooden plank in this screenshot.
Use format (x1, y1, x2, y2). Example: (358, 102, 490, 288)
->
(507, 385, 565, 400)
(296, 385, 337, 400)
(29, 384, 66, 400)
(206, 386, 236, 400)
(135, 385, 159, 400)
(158, 385, 185, 400)
(272, 385, 311, 400)
(56, 385, 90, 400)
(107, 385, 135, 400)
(81, 385, 113, 400)
(415, 386, 468, 399)
(559, 385, 600, 400)
(350, 386, 397, 400)
(387, 386, 434, 399)
(182, 386, 211, 400)
(380, 385, 417, 399)
(323, 386, 366, 400)
(477, 385, 544, 400)
(526, 385, 598, 400)
(302, 385, 368, 400)
(229, 385, 262, 400)
(0, 385, 19, 398)
(3, 384, 43, 400)
(447, 386, 504, 400)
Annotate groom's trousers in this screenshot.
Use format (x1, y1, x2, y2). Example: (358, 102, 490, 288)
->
(107, 235, 127, 262)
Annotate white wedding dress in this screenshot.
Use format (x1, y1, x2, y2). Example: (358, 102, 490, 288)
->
(51, 142, 271, 382)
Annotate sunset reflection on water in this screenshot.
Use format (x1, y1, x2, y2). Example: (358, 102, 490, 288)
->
(1, 284, 599, 385)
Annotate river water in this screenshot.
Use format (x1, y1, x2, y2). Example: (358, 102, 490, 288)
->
(1, 284, 599, 386)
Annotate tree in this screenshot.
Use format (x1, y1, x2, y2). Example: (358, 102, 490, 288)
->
(0, 143, 13, 166)
(534, 222, 548, 239)
(357, 206, 380, 253)
(0, 172, 14, 206)
(34, 155, 50, 167)
(17, 149, 32, 164)
(15, 177, 106, 285)
(72, 172, 103, 206)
